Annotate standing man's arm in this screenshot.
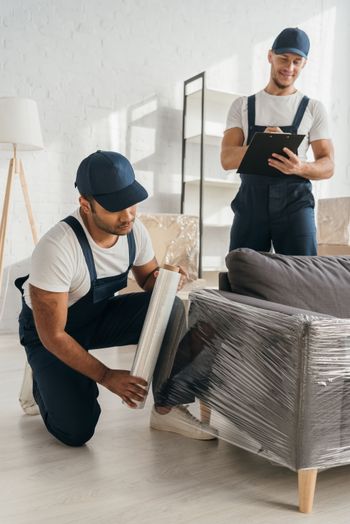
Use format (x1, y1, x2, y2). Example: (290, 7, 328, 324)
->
(30, 284, 147, 407)
(267, 138, 334, 180)
(220, 128, 248, 170)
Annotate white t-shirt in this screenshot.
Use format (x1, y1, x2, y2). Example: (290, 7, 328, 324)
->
(23, 208, 154, 308)
(225, 90, 330, 161)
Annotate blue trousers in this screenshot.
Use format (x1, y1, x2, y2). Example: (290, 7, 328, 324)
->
(19, 293, 187, 446)
(229, 175, 317, 255)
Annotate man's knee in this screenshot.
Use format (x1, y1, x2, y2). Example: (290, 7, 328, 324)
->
(44, 404, 101, 447)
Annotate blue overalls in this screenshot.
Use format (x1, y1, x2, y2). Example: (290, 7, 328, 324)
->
(16, 216, 186, 446)
(229, 94, 317, 255)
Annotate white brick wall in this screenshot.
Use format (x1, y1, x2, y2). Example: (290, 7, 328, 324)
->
(0, 0, 349, 331)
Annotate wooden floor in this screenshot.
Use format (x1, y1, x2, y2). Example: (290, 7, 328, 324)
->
(1, 333, 350, 524)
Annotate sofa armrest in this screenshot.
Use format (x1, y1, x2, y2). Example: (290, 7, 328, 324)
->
(218, 271, 231, 291)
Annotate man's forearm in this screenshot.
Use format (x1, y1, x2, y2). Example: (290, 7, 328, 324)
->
(298, 156, 334, 180)
(221, 145, 248, 170)
(39, 330, 109, 384)
(35, 329, 147, 406)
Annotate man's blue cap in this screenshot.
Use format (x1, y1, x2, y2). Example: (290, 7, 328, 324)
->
(75, 150, 148, 212)
(272, 27, 310, 59)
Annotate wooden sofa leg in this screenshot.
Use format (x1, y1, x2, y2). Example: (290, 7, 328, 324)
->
(199, 401, 211, 424)
(298, 469, 318, 513)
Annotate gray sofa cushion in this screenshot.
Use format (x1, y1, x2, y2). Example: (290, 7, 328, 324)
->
(225, 248, 350, 318)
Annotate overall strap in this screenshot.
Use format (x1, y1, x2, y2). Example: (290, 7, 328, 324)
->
(127, 231, 136, 268)
(62, 216, 97, 281)
(291, 95, 310, 130)
(14, 275, 29, 296)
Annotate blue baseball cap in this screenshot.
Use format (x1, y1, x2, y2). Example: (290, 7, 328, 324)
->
(272, 27, 310, 59)
(75, 150, 148, 212)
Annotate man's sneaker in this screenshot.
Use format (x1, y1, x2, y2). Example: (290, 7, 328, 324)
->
(150, 405, 217, 440)
(19, 362, 40, 416)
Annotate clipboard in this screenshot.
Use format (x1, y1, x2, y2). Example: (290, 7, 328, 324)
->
(237, 132, 305, 176)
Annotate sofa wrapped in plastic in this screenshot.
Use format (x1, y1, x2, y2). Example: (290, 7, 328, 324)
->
(160, 248, 350, 513)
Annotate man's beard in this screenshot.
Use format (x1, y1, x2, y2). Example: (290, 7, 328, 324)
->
(92, 213, 135, 236)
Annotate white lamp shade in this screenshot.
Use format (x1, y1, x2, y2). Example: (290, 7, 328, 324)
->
(0, 97, 44, 151)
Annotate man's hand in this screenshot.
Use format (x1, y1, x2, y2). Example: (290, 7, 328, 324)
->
(153, 265, 188, 291)
(100, 369, 148, 408)
(268, 147, 304, 176)
(264, 126, 283, 133)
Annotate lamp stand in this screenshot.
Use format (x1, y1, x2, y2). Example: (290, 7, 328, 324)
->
(0, 145, 38, 292)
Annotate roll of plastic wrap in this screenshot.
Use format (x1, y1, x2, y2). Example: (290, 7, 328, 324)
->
(130, 265, 180, 408)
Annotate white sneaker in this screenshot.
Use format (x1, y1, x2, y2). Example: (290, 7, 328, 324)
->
(19, 362, 40, 416)
(150, 405, 217, 440)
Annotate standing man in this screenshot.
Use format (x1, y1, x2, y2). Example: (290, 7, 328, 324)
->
(16, 150, 215, 446)
(221, 27, 334, 255)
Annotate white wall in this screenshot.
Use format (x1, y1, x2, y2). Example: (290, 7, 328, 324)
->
(0, 0, 349, 330)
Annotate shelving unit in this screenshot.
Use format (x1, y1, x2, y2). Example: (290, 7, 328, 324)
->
(181, 72, 241, 278)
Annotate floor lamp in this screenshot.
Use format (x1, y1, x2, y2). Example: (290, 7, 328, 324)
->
(0, 97, 44, 293)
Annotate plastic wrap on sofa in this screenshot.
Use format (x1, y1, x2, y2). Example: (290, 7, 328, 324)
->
(159, 289, 350, 471)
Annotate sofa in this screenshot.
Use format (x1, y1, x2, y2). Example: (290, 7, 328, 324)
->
(164, 248, 350, 513)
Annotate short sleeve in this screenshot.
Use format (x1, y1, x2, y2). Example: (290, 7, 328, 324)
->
(225, 97, 246, 131)
(309, 100, 330, 142)
(28, 225, 76, 292)
(133, 219, 155, 266)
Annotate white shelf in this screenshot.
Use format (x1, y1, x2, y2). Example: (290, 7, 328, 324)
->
(185, 134, 222, 146)
(186, 88, 241, 106)
(184, 178, 240, 189)
(182, 77, 242, 274)
(203, 222, 231, 228)
(184, 90, 240, 141)
(203, 206, 233, 227)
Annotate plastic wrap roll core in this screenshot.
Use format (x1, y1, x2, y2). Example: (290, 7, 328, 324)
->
(130, 265, 180, 408)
